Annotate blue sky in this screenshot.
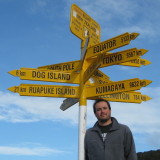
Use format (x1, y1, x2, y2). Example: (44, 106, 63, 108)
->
(0, 0, 160, 159)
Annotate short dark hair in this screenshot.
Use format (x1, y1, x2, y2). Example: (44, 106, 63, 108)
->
(93, 99, 111, 114)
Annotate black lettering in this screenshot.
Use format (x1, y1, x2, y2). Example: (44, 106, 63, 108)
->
(48, 72, 53, 79)
(76, 14, 83, 21)
(93, 40, 117, 54)
(130, 81, 139, 88)
(56, 88, 75, 95)
(140, 60, 145, 65)
(103, 54, 122, 64)
(96, 83, 125, 94)
(134, 95, 140, 100)
(83, 13, 91, 22)
(107, 93, 130, 100)
(141, 95, 146, 101)
(32, 71, 45, 78)
(20, 87, 26, 92)
(121, 35, 130, 43)
(20, 71, 26, 76)
(62, 64, 75, 71)
(29, 87, 54, 94)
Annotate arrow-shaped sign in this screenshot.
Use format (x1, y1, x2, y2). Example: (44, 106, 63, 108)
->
(92, 70, 110, 80)
(60, 90, 152, 111)
(91, 70, 111, 85)
(38, 60, 80, 72)
(92, 77, 112, 85)
(8, 68, 81, 84)
(91, 91, 152, 103)
(8, 68, 111, 85)
(85, 32, 139, 59)
(8, 84, 79, 98)
(119, 58, 151, 67)
(86, 78, 152, 97)
(60, 98, 79, 111)
(8, 68, 93, 86)
(99, 48, 147, 68)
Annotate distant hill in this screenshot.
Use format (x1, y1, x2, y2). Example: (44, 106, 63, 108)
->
(137, 149, 160, 160)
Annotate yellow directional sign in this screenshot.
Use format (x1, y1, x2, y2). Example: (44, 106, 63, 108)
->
(70, 4, 101, 47)
(91, 91, 152, 103)
(92, 77, 112, 85)
(8, 84, 79, 98)
(91, 70, 111, 84)
(60, 90, 151, 110)
(37, 48, 148, 72)
(86, 78, 152, 97)
(8, 68, 81, 84)
(86, 32, 139, 59)
(100, 48, 147, 68)
(83, 53, 105, 83)
(38, 60, 80, 72)
(119, 58, 151, 67)
(92, 70, 110, 80)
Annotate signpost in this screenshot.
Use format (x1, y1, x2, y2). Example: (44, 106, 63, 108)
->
(60, 91, 151, 111)
(85, 32, 139, 59)
(70, 4, 101, 47)
(119, 58, 151, 67)
(38, 60, 80, 72)
(91, 91, 152, 103)
(8, 4, 152, 160)
(92, 70, 110, 80)
(8, 84, 79, 98)
(8, 68, 81, 84)
(86, 78, 152, 98)
(99, 48, 147, 68)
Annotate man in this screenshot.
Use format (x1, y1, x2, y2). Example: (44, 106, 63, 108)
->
(85, 99, 137, 160)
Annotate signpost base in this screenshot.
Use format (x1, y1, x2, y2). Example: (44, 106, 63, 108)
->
(78, 105, 87, 160)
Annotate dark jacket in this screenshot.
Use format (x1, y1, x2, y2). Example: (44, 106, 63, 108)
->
(85, 117, 137, 160)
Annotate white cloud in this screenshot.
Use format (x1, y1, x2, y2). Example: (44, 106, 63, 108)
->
(111, 101, 160, 133)
(0, 86, 159, 135)
(0, 91, 79, 123)
(0, 145, 64, 156)
(78, 0, 137, 19)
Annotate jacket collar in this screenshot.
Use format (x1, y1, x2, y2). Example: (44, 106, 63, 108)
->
(91, 117, 120, 132)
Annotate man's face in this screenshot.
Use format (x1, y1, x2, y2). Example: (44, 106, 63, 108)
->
(95, 101, 111, 123)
